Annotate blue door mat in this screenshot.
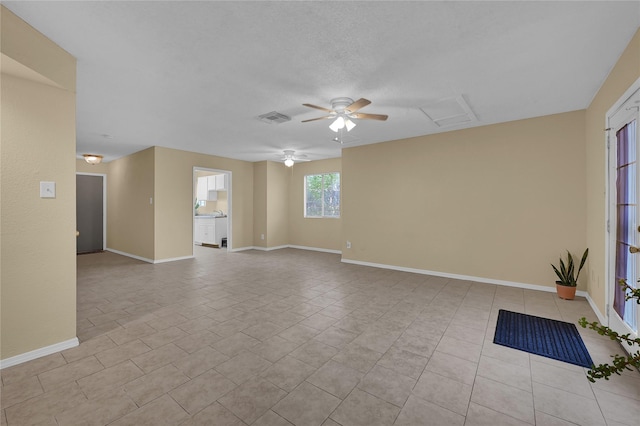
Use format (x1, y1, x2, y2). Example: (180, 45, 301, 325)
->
(493, 309, 594, 368)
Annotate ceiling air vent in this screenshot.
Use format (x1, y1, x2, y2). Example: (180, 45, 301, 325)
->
(257, 111, 291, 124)
(419, 95, 477, 128)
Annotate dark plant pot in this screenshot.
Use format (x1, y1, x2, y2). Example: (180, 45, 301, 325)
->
(556, 284, 577, 300)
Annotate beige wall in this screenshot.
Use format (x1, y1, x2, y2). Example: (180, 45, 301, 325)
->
(267, 161, 290, 248)
(1, 7, 77, 359)
(215, 191, 229, 216)
(585, 28, 640, 313)
(154, 147, 254, 259)
(76, 158, 109, 175)
(253, 162, 268, 248)
(288, 158, 342, 251)
(76, 146, 254, 261)
(343, 111, 587, 288)
(108, 148, 155, 260)
(253, 161, 292, 249)
(0, 7, 75, 91)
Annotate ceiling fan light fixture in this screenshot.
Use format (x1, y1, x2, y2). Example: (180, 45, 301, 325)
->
(303, 97, 386, 131)
(329, 115, 345, 132)
(344, 118, 356, 131)
(83, 154, 103, 165)
(284, 158, 294, 167)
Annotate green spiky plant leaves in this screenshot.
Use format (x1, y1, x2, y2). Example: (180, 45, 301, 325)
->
(551, 248, 589, 287)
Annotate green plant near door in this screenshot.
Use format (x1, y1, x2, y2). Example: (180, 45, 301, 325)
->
(551, 248, 588, 300)
(551, 248, 589, 287)
(579, 279, 640, 382)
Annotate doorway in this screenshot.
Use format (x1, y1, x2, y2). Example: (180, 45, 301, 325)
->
(193, 167, 232, 253)
(607, 79, 640, 349)
(76, 173, 106, 254)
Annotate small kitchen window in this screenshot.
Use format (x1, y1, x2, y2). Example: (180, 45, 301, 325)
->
(304, 172, 340, 218)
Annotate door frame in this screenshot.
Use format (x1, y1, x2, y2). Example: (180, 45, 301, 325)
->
(605, 77, 640, 343)
(76, 172, 107, 251)
(192, 167, 232, 253)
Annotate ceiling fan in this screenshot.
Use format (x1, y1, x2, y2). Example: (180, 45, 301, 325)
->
(280, 150, 309, 167)
(302, 97, 388, 132)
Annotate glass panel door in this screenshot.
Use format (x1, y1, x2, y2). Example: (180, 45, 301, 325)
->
(608, 86, 640, 349)
(614, 120, 638, 332)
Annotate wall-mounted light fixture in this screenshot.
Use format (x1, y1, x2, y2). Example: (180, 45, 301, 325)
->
(83, 154, 103, 165)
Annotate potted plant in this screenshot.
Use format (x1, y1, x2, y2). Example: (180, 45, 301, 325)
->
(551, 248, 588, 300)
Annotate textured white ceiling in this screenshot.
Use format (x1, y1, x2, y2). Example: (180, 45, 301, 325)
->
(5, 1, 640, 163)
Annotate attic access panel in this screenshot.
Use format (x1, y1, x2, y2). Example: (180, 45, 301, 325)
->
(419, 95, 478, 128)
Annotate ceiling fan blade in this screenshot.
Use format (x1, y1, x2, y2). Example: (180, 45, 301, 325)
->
(345, 98, 371, 113)
(351, 112, 388, 121)
(301, 116, 332, 123)
(303, 103, 333, 113)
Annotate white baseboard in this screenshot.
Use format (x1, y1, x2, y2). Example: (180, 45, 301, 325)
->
(229, 246, 278, 252)
(231, 246, 270, 252)
(341, 258, 593, 297)
(242, 245, 288, 252)
(289, 245, 342, 255)
(107, 249, 195, 264)
(229, 246, 256, 252)
(585, 293, 607, 325)
(0, 337, 79, 370)
(264, 245, 290, 251)
(106, 248, 154, 263)
(231, 245, 341, 254)
(154, 255, 194, 264)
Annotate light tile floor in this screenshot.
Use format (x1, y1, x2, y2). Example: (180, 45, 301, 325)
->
(2, 247, 639, 425)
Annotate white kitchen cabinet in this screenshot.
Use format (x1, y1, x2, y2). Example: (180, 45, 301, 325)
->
(194, 217, 216, 245)
(194, 217, 204, 244)
(196, 176, 208, 201)
(206, 175, 216, 192)
(214, 174, 227, 190)
(195, 217, 227, 246)
(203, 222, 215, 244)
(215, 217, 228, 245)
(197, 176, 217, 201)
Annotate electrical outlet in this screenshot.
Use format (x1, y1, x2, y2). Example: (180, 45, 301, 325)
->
(346, 241, 351, 249)
(261, 234, 265, 240)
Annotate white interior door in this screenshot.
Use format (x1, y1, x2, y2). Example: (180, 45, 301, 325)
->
(608, 85, 640, 350)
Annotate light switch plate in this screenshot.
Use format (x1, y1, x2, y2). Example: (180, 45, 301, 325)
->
(40, 181, 56, 198)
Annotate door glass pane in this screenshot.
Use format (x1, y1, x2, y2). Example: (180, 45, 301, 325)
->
(614, 120, 638, 332)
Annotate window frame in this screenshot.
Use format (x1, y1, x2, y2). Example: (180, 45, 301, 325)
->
(303, 172, 341, 219)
